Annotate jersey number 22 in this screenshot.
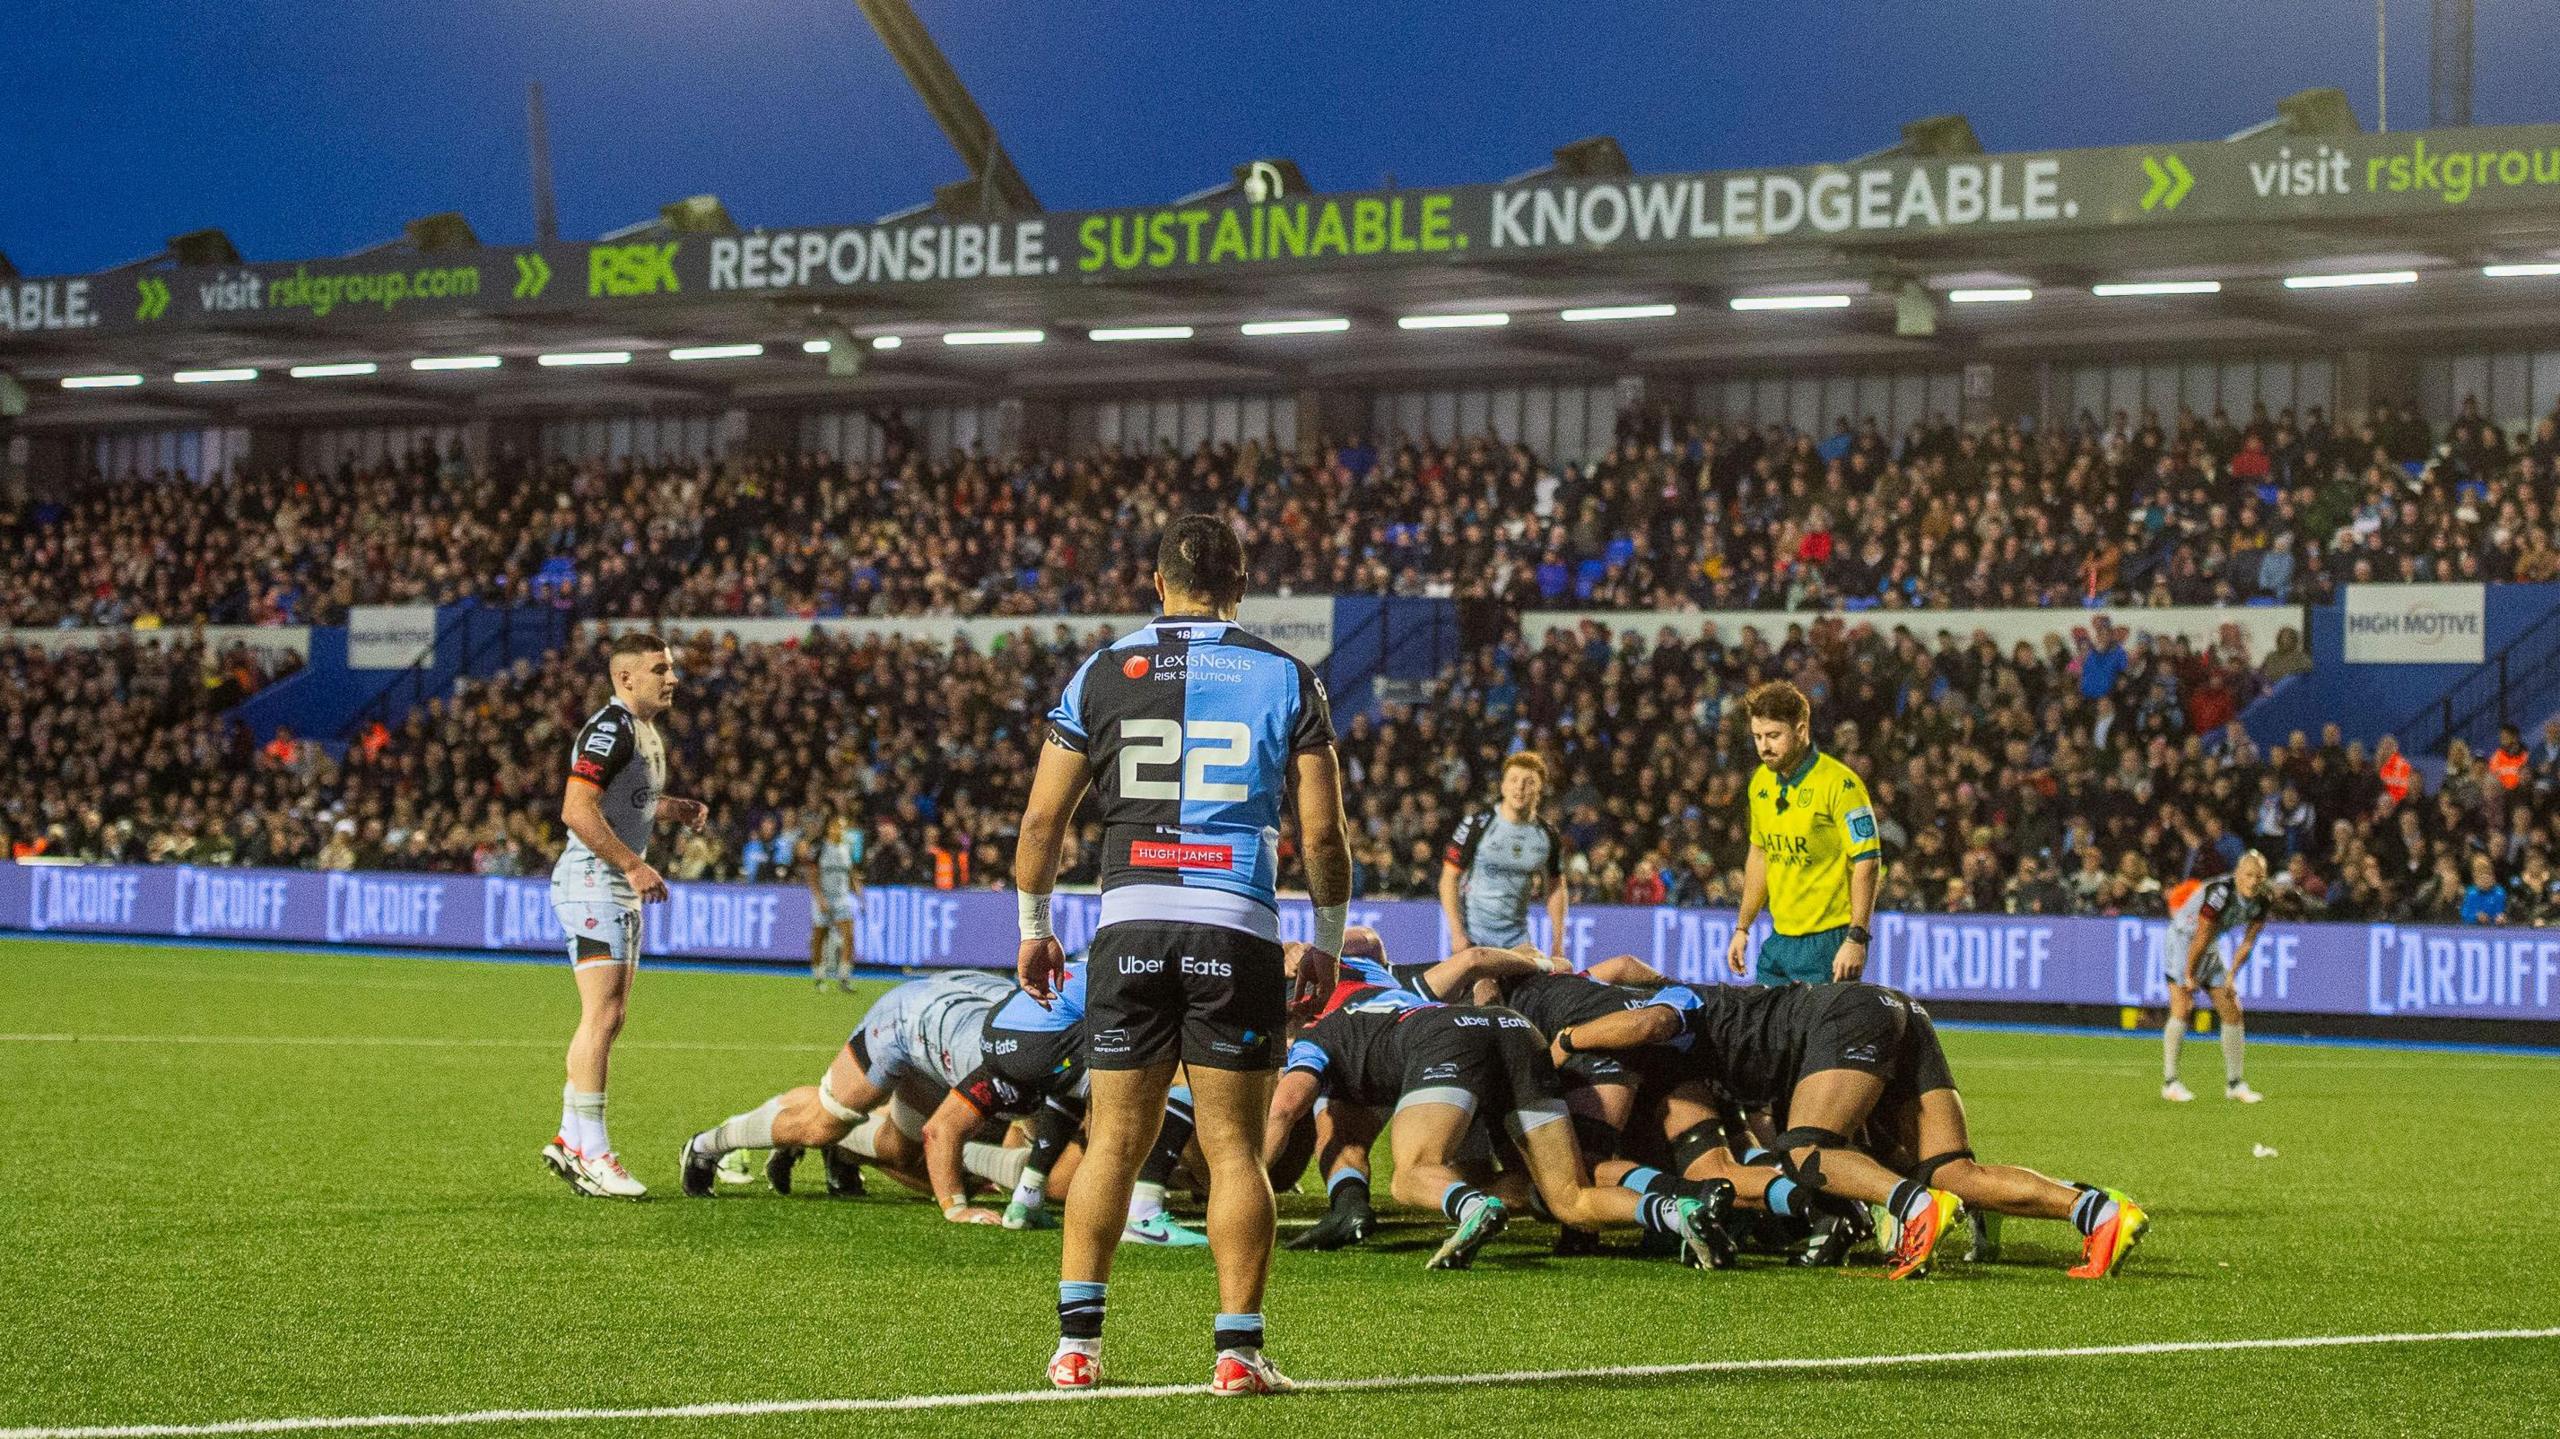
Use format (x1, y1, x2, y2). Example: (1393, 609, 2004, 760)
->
(1120, 718, 1252, 802)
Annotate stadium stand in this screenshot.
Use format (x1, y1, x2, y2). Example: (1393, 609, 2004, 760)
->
(9, 393, 2559, 628)
(8, 609, 2557, 927)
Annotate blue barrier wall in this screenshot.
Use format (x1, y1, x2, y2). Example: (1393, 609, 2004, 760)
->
(227, 603, 569, 744)
(2245, 584, 2560, 750)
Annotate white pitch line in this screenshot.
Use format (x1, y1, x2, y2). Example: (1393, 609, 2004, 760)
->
(3, 1327, 2552, 1439)
(0, 1034, 805, 1054)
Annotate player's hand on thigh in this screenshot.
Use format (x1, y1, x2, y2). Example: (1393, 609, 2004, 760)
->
(624, 861, 668, 903)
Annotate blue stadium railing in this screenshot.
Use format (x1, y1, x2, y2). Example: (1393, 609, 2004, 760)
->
(2392, 597, 2560, 755)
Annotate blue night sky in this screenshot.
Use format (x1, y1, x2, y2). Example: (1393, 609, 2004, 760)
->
(8, 1, 2557, 275)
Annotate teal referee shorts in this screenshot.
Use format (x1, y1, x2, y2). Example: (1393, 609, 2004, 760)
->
(1756, 925, 1848, 987)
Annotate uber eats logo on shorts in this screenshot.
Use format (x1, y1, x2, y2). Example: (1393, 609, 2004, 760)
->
(589, 242, 681, 297)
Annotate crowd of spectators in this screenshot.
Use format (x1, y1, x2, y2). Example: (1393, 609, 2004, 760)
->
(11, 612, 2560, 929)
(11, 391, 2560, 628)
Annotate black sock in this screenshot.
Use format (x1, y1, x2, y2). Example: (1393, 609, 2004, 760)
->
(1887, 1179, 1930, 1220)
(1213, 1312, 1264, 1355)
(1636, 1192, 1682, 1238)
(1140, 1090, 1197, 1188)
(1326, 1172, 1371, 1214)
(1058, 1281, 1106, 1341)
(2069, 1184, 2112, 1235)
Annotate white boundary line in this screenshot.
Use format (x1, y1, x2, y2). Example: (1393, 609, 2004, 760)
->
(4, 1328, 2552, 1438)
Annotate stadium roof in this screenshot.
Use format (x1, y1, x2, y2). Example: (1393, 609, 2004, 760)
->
(11, 116, 2560, 429)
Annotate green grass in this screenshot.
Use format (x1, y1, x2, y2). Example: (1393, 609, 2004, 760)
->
(4, 937, 2558, 1438)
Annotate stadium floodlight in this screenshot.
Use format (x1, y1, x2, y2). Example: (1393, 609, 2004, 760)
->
(2281, 270, 2418, 290)
(668, 343, 765, 361)
(2484, 262, 2560, 278)
(60, 373, 145, 389)
(1240, 317, 1351, 335)
(289, 362, 379, 378)
(1730, 294, 1852, 311)
(1948, 288, 2033, 303)
(537, 350, 633, 367)
(942, 329, 1042, 346)
(1397, 312, 1509, 330)
(172, 368, 257, 384)
(1090, 325, 1196, 341)
(801, 339, 834, 353)
(2091, 280, 2223, 297)
(871, 335, 904, 349)
(412, 354, 503, 370)
(1560, 303, 1677, 322)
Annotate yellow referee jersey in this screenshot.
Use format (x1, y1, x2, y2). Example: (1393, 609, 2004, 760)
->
(1747, 747, 1884, 936)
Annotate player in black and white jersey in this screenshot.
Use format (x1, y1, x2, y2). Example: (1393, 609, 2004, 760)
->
(2161, 850, 2275, 1104)
(1014, 516, 1351, 1397)
(1439, 752, 1567, 952)
(541, 632, 706, 1201)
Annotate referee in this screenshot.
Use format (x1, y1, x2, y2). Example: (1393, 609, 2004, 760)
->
(1725, 680, 1884, 987)
(1013, 515, 1349, 1397)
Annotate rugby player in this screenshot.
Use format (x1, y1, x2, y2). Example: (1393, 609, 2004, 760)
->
(2161, 850, 2273, 1104)
(1280, 933, 1562, 1252)
(541, 632, 707, 1201)
(1440, 753, 1567, 951)
(676, 969, 1030, 1204)
(1727, 682, 1883, 987)
(1264, 958, 1731, 1271)
(909, 960, 1211, 1244)
(809, 814, 863, 993)
(1558, 980, 2151, 1280)
(1014, 515, 1349, 1396)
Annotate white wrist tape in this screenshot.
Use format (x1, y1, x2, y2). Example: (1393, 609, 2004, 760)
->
(1313, 903, 1348, 957)
(1017, 889, 1054, 941)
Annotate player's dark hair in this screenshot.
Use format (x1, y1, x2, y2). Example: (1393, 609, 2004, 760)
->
(1156, 514, 1247, 606)
(1743, 679, 1810, 727)
(609, 631, 669, 662)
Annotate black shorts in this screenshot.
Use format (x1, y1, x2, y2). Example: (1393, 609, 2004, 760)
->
(1394, 1007, 1569, 1138)
(1085, 921, 1285, 1072)
(1796, 984, 1912, 1086)
(1883, 998, 1957, 1105)
(957, 1022, 1084, 1118)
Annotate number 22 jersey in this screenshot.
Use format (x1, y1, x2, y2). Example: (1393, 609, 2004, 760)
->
(1047, 615, 1333, 941)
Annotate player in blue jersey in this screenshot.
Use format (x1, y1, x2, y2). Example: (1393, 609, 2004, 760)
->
(1264, 964, 1732, 1272)
(1276, 931, 1564, 1251)
(674, 970, 1029, 1204)
(907, 961, 1209, 1243)
(1014, 516, 1352, 1397)
(1558, 980, 2151, 1280)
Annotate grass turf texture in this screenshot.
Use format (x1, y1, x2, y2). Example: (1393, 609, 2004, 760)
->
(4, 938, 2557, 1438)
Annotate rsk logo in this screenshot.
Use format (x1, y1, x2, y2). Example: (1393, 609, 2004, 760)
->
(589, 242, 681, 297)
